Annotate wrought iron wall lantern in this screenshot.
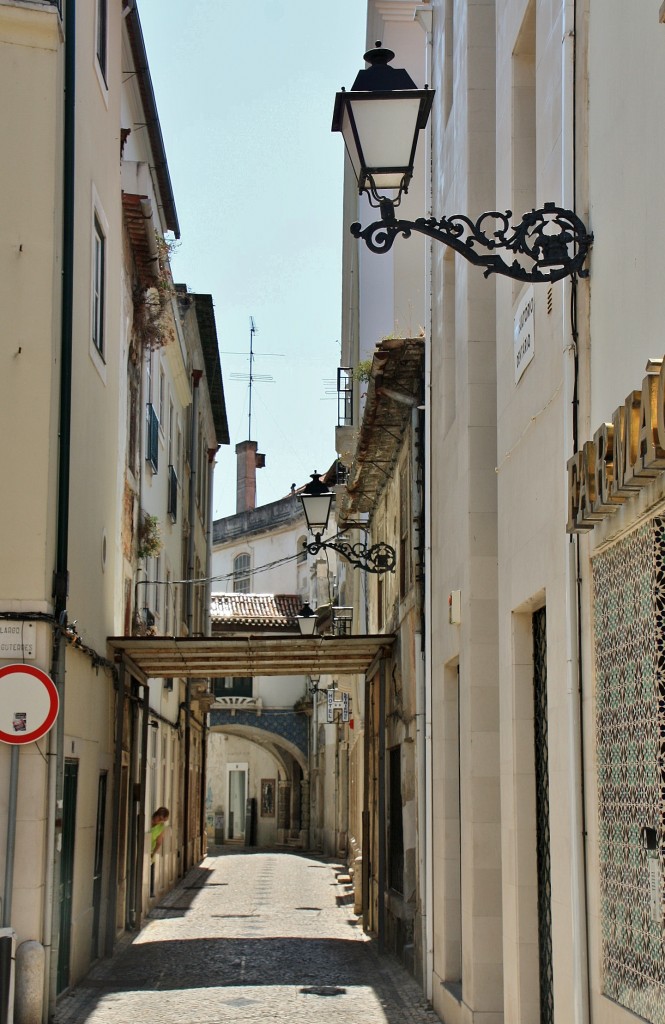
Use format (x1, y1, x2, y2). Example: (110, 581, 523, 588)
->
(299, 473, 396, 575)
(332, 44, 593, 284)
(308, 673, 326, 695)
(297, 603, 318, 636)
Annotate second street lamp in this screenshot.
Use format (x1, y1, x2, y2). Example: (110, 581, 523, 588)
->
(299, 473, 397, 575)
(332, 43, 593, 284)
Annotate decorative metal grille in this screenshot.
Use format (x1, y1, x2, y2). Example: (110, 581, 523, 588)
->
(533, 606, 554, 1024)
(593, 519, 665, 1023)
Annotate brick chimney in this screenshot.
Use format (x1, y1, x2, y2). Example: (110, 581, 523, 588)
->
(235, 440, 265, 513)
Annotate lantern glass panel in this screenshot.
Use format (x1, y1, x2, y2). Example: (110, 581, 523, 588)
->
(301, 492, 333, 533)
(347, 95, 423, 190)
(297, 615, 317, 636)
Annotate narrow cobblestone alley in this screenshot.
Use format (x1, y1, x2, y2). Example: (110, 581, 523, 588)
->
(53, 849, 441, 1024)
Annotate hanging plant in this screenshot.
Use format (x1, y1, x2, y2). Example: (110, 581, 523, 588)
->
(133, 234, 178, 351)
(137, 514, 162, 561)
(353, 359, 373, 383)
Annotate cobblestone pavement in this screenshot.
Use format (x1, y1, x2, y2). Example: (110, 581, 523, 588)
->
(54, 848, 441, 1024)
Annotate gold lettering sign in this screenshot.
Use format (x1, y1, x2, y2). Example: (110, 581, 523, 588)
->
(567, 358, 665, 534)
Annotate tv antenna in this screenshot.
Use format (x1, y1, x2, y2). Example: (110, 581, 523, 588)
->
(229, 317, 276, 440)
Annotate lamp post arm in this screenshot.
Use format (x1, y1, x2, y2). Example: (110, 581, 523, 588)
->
(351, 202, 593, 284)
(305, 534, 397, 574)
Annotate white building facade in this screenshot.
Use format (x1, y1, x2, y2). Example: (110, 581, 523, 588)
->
(208, 458, 347, 855)
(337, 3, 665, 1024)
(0, 3, 227, 1019)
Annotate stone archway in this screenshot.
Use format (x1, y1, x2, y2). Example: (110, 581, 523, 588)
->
(207, 722, 310, 849)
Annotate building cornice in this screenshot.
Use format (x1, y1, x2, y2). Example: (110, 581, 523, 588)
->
(373, 0, 428, 23)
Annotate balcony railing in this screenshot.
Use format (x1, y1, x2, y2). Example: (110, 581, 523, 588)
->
(146, 403, 158, 473)
(337, 367, 353, 427)
(167, 464, 178, 522)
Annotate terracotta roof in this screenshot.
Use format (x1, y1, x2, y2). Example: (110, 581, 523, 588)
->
(122, 193, 159, 287)
(192, 293, 230, 446)
(339, 337, 424, 518)
(124, 3, 179, 237)
(210, 594, 303, 630)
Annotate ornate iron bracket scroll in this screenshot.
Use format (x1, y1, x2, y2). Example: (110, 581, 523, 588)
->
(351, 202, 593, 284)
(305, 535, 397, 574)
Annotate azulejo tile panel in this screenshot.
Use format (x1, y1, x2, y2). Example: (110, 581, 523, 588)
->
(593, 518, 665, 1023)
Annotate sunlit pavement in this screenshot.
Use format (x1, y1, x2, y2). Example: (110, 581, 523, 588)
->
(53, 848, 441, 1024)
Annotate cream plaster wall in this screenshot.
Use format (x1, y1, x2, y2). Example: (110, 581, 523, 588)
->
(0, 6, 62, 607)
(427, 2, 502, 1020)
(587, 1, 665, 429)
(494, 4, 582, 1022)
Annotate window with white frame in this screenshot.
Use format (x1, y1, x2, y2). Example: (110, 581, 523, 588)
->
(96, 0, 108, 84)
(233, 553, 251, 593)
(92, 215, 106, 358)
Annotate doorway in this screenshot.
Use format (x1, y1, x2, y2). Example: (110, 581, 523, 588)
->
(57, 759, 79, 992)
(91, 771, 107, 960)
(226, 763, 247, 840)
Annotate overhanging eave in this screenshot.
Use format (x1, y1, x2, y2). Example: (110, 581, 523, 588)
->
(107, 633, 395, 680)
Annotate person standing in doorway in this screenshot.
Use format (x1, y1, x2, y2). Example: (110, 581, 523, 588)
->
(150, 807, 169, 896)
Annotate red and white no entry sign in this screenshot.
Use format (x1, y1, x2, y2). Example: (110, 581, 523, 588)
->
(0, 664, 59, 745)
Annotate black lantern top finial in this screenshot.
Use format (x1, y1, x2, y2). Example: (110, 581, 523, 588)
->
(350, 41, 420, 93)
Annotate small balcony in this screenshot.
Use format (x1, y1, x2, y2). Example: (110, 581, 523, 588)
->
(337, 367, 353, 427)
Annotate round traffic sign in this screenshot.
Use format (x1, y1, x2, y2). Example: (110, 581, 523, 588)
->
(0, 664, 59, 745)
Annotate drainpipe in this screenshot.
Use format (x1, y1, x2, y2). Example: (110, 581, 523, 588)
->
(3, 749, 19, 928)
(46, 0, 76, 1015)
(562, 3, 590, 1023)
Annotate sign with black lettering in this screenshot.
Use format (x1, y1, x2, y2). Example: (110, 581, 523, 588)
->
(514, 286, 535, 384)
(0, 622, 35, 661)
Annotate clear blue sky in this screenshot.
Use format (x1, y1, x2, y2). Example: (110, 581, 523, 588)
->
(138, 1, 367, 519)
